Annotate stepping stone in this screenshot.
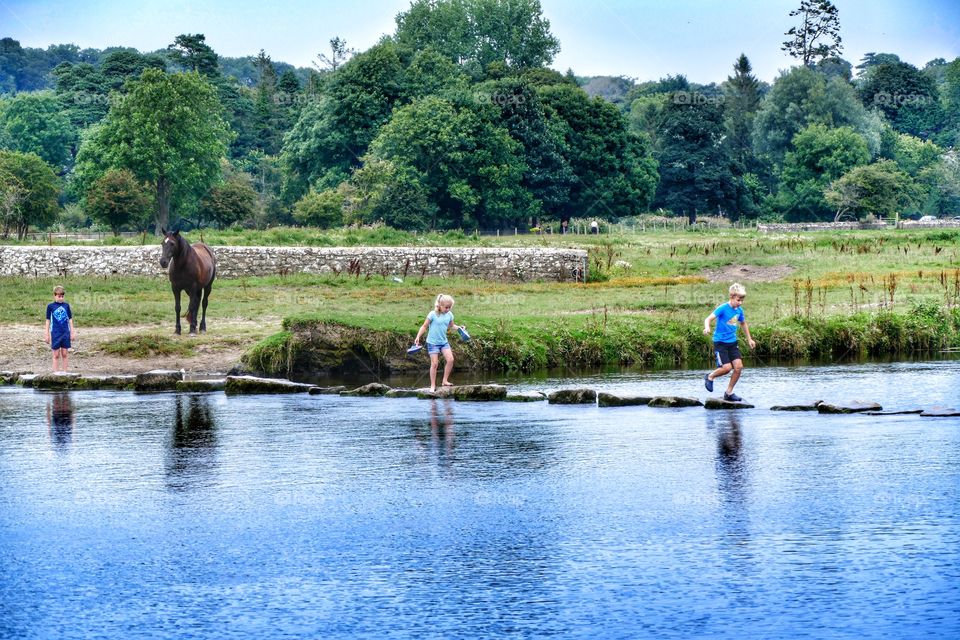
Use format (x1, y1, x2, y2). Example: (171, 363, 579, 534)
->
(548, 388, 597, 404)
(920, 406, 960, 417)
(817, 401, 882, 414)
(340, 383, 392, 397)
(385, 388, 420, 398)
(770, 401, 823, 411)
(175, 379, 226, 392)
(31, 373, 80, 390)
(704, 398, 755, 410)
(135, 369, 185, 392)
(648, 396, 703, 408)
(505, 391, 547, 402)
(452, 384, 508, 401)
(224, 375, 313, 395)
(865, 409, 924, 416)
(308, 385, 347, 395)
(597, 392, 652, 407)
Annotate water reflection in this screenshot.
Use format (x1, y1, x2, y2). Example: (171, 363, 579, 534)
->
(165, 395, 218, 490)
(712, 412, 747, 508)
(412, 401, 456, 469)
(46, 392, 75, 452)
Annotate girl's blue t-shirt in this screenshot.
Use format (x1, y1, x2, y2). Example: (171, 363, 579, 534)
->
(712, 303, 744, 343)
(426, 310, 454, 345)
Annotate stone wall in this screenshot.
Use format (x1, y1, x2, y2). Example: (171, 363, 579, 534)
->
(758, 220, 960, 233)
(0, 246, 589, 282)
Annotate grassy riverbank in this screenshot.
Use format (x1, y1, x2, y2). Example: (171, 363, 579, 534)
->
(2, 226, 960, 374)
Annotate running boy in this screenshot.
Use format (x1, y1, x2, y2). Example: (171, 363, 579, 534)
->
(414, 294, 466, 392)
(45, 285, 76, 372)
(703, 283, 755, 401)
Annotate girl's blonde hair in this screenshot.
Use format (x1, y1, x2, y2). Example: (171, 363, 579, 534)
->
(435, 293, 455, 312)
(729, 282, 746, 297)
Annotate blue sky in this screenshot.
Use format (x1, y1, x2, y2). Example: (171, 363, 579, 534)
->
(2, 0, 959, 83)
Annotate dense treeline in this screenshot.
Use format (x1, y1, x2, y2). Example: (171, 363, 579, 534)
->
(1, 0, 959, 238)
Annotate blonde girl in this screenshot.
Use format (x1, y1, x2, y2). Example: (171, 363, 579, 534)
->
(414, 294, 466, 392)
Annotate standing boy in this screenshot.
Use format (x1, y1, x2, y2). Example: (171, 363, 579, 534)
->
(45, 285, 76, 372)
(703, 283, 755, 401)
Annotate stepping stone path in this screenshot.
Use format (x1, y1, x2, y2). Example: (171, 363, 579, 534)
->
(340, 383, 392, 397)
(175, 379, 226, 393)
(648, 396, 703, 408)
(135, 370, 185, 392)
(308, 386, 347, 395)
(865, 409, 924, 416)
(224, 375, 313, 395)
(770, 401, 823, 411)
(920, 407, 960, 417)
(505, 391, 547, 402)
(704, 398, 755, 410)
(597, 392, 652, 407)
(817, 401, 883, 414)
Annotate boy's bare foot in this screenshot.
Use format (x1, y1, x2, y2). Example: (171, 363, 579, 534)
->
(430, 387, 436, 392)
(442, 381, 454, 387)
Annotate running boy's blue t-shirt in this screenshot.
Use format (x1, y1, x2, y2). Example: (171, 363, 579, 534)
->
(712, 303, 744, 344)
(46, 302, 72, 338)
(426, 310, 453, 345)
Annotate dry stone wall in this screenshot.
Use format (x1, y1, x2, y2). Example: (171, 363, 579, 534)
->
(0, 246, 588, 283)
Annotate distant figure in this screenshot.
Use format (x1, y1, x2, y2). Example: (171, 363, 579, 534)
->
(413, 294, 467, 392)
(590, 220, 599, 234)
(561, 218, 569, 234)
(702, 283, 756, 402)
(44, 285, 76, 372)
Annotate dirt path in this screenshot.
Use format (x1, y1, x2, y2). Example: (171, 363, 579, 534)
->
(0, 319, 280, 376)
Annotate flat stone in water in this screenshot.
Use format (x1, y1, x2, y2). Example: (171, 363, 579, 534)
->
(865, 409, 924, 416)
(770, 401, 823, 411)
(452, 384, 508, 401)
(597, 392, 652, 407)
(704, 398, 755, 410)
(548, 388, 597, 404)
(384, 388, 420, 398)
(224, 375, 314, 395)
(340, 383, 392, 397)
(308, 385, 347, 395)
(175, 379, 226, 393)
(505, 391, 547, 402)
(135, 369, 185, 392)
(817, 401, 883, 414)
(648, 396, 704, 408)
(920, 406, 960, 417)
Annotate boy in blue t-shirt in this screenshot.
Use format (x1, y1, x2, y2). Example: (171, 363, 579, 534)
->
(702, 283, 755, 402)
(45, 285, 76, 372)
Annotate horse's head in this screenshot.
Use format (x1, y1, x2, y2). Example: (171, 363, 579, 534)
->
(159, 229, 181, 269)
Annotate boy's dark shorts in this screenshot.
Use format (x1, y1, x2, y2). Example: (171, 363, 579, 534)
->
(51, 334, 71, 350)
(713, 341, 741, 366)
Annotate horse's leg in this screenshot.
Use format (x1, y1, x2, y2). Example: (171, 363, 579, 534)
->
(199, 282, 212, 333)
(188, 289, 201, 334)
(173, 287, 182, 335)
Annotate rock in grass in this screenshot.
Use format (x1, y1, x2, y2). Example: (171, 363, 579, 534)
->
(175, 379, 226, 393)
(920, 406, 960, 417)
(340, 383, 392, 397)
(385, 388, 421, 398)
(505, 391, 547, 402)
(452, 384, 508, 401)
(817, 401, 882, 414)
(648, 396, 704, 408)
(308, 385, 347, 395)
(547, 388, 597, 404)
(770, 401, 823, 411)
(704, 398, 754, 410)
(597, 392, 652, 407)
(224, 375, 313, 395)
(135, 369, 185, 392)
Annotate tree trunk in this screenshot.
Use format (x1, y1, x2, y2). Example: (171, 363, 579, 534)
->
(156, 177, 171, 235)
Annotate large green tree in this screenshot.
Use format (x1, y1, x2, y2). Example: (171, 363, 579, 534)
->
(0, 150, 59, 238)
(85, 168, 153, 235)
(858, 61, 944, 139)
(825, 159, 919, 223)
(75, 69, 232, 232)
(782, 0, 843, 66)
(0, 92, 76, 169)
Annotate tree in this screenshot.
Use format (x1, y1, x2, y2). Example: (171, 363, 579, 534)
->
(0, 92, 76, 169)
(85, 168, 152, 235)
(292, 188, 345, 229)
(782, 0, 843, 66)
(723, 54, 762, 168)
(0, 150, 59, 239)
(167, 34, 219, 77)
(394, 0, 560, 71)
(314, 37, 356, 73)
(652, 94, 736, 222)
(76, 69, 232, 233)
(858, 61, 943, 139)
(778, 124, 870, 220)
(198, 172, 260, 228)
(825, 160, 919, 223)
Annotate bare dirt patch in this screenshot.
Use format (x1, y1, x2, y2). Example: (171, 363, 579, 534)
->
(0, 319, 279, 376)
(701, 264, 796, 283)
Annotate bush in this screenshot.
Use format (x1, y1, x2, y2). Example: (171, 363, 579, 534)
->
(293, 189, 344, 229)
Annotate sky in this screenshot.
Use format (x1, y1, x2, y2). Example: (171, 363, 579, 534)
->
(2, 0, 959, 84)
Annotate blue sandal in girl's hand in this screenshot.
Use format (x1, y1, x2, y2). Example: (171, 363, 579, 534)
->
(457, 327, 471, 342)
(406, 344, 423, 354)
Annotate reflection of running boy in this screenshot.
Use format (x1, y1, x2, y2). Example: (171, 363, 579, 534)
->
(703, 283, 755, 401)
(45, 285, 76, 372)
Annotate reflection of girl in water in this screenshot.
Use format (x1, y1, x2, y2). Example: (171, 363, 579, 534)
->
(47, 392, 75, 449)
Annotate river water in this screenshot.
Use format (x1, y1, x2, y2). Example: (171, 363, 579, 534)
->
(1, 360, 958, 638)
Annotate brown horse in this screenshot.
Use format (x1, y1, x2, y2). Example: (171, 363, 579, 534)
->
(159, 229, 216, 335)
